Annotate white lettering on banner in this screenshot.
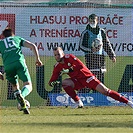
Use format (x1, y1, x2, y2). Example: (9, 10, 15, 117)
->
(107, 96, 120, 104)
(56, 94, 70, 105)
(56, 94, 94, 105)
(129, 96, 133, 101)
(86, 96, 94, 103)
(50, 92, 132, 106)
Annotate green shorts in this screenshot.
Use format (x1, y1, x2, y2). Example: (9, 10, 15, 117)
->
(4, 61, 31, 84)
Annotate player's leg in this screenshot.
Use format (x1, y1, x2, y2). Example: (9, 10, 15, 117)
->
(6, 72, 29, 114)
(62, 78, 83, 108)
(78, 54, 91, 93)
(12, 83, 30, 114)
(16, 62, 32, 113)
(14, 85, 31, 114)
(16, 62, 33, 114)
(7, 62, 31, 114)
(5, 64, 27, 110)
(95, 82, 133, 108)
(17, 61, 32, 98)
(96, 83, 128, 103)
(21, 82, 32, 98)
(85, 76, 133, 108)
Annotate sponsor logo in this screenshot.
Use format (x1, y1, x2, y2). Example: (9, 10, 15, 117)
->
(48, 92, 132, 106)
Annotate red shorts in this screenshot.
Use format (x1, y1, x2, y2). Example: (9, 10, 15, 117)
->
(71, 76, 101, 91)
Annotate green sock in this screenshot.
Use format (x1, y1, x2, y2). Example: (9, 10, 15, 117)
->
(21, 85, 32, 98)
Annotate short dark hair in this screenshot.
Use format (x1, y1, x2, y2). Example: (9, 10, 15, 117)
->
(2, 27, 14, 37)
(89, 14, 98, 20)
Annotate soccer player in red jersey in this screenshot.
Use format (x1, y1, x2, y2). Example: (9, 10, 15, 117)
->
(49, 47, 133, 108)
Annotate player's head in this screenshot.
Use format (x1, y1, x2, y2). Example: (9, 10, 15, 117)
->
(53, 47, 65, 62)
(88, 14, 98, 28)
(2, 27, 14, 38)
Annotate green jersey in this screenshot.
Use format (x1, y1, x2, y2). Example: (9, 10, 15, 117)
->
(0, 36, 25, 67)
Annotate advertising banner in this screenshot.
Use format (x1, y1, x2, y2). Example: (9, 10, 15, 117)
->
(48, 92, 133, 106)
(0, 6, 132, 56)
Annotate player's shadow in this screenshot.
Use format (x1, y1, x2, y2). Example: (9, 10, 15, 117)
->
(36, 121, 133, 128)
(8, 121, 133, 128)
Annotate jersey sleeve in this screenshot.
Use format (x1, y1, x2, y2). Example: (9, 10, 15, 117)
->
(17, 36, 26, 46)
(101, 29, 116, 59)
(79, 30, 90, 52)
(48, 63, 62, 83)
(69, 54, 84, 71)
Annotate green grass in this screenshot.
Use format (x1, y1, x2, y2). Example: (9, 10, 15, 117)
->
(0, 56, 133, 106)
(1, 56, 133, 133)
(1, 56, 133, 132)
(1, 106, 133, 133)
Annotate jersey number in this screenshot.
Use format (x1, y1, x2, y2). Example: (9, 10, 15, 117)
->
(4, 37, 15, 48)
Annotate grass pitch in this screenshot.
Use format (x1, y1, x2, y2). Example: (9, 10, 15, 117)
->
(0, 56, 133, 133)
(1, 106, 133, 133)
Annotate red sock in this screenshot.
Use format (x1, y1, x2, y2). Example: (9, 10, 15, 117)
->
(63, 86, 79, 102)
(108, 90, 128, 104)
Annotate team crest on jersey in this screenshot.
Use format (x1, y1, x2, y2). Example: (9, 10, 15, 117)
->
(68, 63, 71, 66)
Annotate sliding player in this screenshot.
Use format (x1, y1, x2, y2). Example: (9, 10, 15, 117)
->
(49, 47, 133, 108)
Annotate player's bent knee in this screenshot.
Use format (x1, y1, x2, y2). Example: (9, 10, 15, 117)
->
(62, 79, 74, 88)
(95, 83, 109, 95)
(25, 84, 32, 92)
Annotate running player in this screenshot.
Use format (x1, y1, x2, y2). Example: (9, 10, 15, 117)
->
(0, 28, 43, 114)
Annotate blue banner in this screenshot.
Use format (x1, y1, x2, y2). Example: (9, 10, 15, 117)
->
(48, 92, 133, 107)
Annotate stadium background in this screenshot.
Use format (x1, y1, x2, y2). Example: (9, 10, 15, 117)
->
(0, 0, 133, 107)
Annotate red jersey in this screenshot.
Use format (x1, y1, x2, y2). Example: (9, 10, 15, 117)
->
(49, 54, 94, 83)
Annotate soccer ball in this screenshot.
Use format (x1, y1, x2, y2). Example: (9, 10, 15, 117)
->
(91, 38, 103, 52)
(17, 100, 30, 111)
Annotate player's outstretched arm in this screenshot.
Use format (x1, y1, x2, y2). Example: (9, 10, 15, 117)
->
(23, 40, 43, 66)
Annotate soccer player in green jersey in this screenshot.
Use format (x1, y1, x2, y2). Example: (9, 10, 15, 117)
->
(0, 28, 43, 114)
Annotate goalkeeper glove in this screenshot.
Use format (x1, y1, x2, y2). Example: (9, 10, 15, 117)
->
(60, 67, 73, 76)
(50, 81, 60, 87)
